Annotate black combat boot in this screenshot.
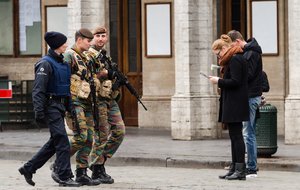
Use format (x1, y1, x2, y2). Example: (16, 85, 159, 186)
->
(91, 164, 114, 184)
(225, 163, 246, 180)
(59, 178, 81, 187)
(99, 164, 114, 184)
(91, 165, 101, 179)
(18, 166, 35, 186)
(219, 163, 235, 179)
(75, 168, 101, 186)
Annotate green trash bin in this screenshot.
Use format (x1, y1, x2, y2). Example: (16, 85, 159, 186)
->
(256, 104, 278, 157)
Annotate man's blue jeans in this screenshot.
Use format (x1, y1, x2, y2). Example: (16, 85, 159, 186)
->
(243, 96, 261, 171)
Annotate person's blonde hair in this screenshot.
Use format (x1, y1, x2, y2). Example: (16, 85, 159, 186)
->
(211, 34, 232, 51)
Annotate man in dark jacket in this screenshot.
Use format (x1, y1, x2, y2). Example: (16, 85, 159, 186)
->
(228, 30, 263, 178)
(18, 32, 80, 187)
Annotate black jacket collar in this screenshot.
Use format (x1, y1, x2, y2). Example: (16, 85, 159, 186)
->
(48, 48, 64, 63)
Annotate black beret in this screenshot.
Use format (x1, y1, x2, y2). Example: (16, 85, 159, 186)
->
(44, 31, 67, 50)
(77, 28, 94, 40)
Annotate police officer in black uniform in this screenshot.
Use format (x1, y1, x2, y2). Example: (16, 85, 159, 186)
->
(18, 31, 80, 187)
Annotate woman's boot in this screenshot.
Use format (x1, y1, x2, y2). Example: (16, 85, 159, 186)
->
(225, 163, 246, 180)
(219, 163, 235, 179)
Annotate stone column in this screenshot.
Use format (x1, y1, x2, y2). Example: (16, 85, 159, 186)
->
(67, 0, 107, 43)
(285, 0, 300, 144)
(171, 0, 219, 140)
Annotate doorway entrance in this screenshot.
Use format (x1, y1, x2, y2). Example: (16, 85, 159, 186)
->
(217, 0, 247, 37)
(109, 0, 142, 126)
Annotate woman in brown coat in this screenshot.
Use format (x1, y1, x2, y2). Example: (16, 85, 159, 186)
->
(209, 34, 249, 180)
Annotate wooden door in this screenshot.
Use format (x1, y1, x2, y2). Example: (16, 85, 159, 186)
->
(109, 0, 142, 126)
(218, 0, 247, 37)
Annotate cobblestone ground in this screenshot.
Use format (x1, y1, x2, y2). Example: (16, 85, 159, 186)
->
(1, 159, 300, 190)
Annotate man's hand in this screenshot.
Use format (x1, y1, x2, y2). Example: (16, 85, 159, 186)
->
(260, 95, 266, 107)
(97, 69, 108, 79)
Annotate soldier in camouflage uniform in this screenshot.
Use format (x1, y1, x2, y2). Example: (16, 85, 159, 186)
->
(85, 26, 125, 184)
(63, 28, 101, 186)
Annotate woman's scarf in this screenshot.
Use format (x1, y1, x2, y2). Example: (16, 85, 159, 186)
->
(218, 45, 243, 77)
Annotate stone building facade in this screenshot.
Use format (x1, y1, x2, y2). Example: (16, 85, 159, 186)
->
(1, 0, 300, 144)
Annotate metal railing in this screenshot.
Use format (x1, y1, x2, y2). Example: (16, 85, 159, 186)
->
(0, 80, 35, 131)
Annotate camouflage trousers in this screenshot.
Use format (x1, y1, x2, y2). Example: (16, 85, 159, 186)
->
(69, 104, 94, 169)
(90, 99, 125, 166)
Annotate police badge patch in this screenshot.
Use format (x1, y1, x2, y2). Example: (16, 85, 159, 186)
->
(37, 67, 47, 75)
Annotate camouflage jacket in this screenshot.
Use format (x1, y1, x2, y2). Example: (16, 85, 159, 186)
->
(85, 46, 120, 100)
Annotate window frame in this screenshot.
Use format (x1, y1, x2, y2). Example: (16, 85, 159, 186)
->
(144, 2, 172, 58)
(250, 0, 279, 56)
(44, 5, 68, 55)
(0, 0, 42, 58)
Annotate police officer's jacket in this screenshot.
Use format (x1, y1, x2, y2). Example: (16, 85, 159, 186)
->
(32, 49, 71, 120)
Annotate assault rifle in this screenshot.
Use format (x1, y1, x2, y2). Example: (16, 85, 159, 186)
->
(87, 61, 100, 129)
(66, 96, 80, 134)
(70, 105, 81, 134)
(96, 50, 147, 111)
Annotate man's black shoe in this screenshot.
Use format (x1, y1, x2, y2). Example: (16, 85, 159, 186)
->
(51, 171, 61, 184)
(50, 162, 61, 184)
(59, 178, 81, 187)
(18, 166, 35, 186)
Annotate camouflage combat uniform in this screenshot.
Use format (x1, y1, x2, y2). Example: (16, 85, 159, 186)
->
(85, 46, 125, 183)
(64, 45, 99, 169)
(57, 28, 101, 186)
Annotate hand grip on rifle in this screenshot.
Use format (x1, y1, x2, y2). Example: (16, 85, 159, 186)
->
(87, 60, 100, 130)
(70, 105, 80, 134)
(97, 50, 148, 111)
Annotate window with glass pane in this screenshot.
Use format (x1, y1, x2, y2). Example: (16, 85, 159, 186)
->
(128, 0, 137, 72)
(109, 0, 118, 63)
(19, 0, 42, 55)
(0, 0, 14, 55)
(46, 7, 68, 36)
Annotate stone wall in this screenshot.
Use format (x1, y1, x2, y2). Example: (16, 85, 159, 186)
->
(285, 0, 300, 144)
(67, 0, 107, 44)
(0, 58, 37, 81)
(138, 0, 175, 130)
(171, 0, 220, 140)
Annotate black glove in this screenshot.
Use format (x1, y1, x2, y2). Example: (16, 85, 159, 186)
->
(107, 69, 116, 80)
(65, 97, 72, 113)
(35, 112, 46, 125)
(35, 117, 46, 124)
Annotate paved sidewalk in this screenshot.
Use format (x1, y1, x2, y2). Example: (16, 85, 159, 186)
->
(0, 127, 300, 172)
(2, 160, 300, 190)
